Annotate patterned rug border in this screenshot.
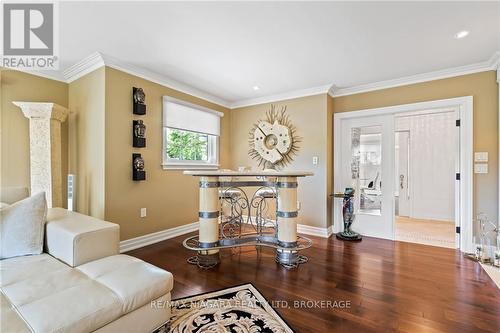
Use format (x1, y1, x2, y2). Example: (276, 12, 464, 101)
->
(166, 282, 295, 333)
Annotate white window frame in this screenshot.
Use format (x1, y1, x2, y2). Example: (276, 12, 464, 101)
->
(162, 97, 222, 170)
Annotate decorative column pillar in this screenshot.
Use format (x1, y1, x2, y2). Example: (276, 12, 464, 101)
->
(13, 102, 69, 208)
(197, 176, 220, 267)
(276, 176, 299, 266)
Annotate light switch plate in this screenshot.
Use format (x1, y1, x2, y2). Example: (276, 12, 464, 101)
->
(140, 208, 147, 218)
(312, 156, 319, 165)
(474, 152, 488, 162)
(474, 163, 488, 174)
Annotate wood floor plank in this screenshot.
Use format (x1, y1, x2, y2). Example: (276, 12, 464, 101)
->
(127, 231, 500, 333)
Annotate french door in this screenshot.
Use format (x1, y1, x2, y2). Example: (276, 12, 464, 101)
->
(339, 115, 395, 240)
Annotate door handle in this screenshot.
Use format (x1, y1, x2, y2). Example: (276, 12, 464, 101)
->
(399, 174, 404, 190)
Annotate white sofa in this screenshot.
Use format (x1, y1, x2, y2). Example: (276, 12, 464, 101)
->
(1, 189, 173, 333)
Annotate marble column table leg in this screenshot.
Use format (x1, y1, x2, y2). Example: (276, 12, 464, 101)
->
(197, 176, 220, 267)
(276, 176, 299, 266)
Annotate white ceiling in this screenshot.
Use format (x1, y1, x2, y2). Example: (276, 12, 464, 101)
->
(54, 1, 499, 105)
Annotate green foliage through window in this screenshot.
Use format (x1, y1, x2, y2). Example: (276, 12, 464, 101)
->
(166, 128, 208, 161)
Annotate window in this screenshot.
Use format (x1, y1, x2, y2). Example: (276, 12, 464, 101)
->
(162, 97, 223, 169)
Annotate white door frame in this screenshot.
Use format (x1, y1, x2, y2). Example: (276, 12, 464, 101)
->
(333, 96, 474, 253)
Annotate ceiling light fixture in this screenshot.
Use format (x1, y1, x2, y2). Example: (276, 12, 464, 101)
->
(253, 86, 260, 91)
(454, 30, 469, 39)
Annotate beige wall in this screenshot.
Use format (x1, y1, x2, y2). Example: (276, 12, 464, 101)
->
(104, 67, 231, 240)
(0, 69, 69, 207)
(3, 66, 497, 243)
(68, 67, 106, 218)
(231, 94, 329, 229)
(333, 71, 499, 226)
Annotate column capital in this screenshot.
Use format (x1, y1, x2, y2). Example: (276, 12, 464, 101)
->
(13, 102, 69, 123)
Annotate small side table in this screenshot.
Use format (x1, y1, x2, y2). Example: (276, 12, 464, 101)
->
(333, 188, 362, 241)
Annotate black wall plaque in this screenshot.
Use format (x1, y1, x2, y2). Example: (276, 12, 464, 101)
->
(132, 153, 146, 181)
(132, 120, 146, 148)
(133, 87, 146, 115)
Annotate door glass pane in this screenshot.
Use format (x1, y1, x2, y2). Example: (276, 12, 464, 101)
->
(351, 126, 382, 215)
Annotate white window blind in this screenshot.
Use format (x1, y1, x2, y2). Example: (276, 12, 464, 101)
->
(163, 97, 223, 136)
(162, 96, 223, 169)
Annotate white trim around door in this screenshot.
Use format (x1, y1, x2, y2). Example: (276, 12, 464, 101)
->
(333, 96, 474, 253)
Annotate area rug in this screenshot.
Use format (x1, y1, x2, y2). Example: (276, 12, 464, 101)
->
(154, 283, 294, 333)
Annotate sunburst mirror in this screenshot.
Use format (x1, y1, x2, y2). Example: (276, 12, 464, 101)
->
(248, 105, 301, 169)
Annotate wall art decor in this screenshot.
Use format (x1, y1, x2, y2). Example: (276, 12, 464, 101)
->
(132, 120, 146, 148)
(248, 105, 301, 169)
(132, 153, 146, 181)
(133, 87, 146, 115)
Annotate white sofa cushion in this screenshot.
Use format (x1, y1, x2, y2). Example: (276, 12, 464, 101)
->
(45, 208, 120, 267)
(94, 294, 171, 333)
(3, 264, 88, 306)
(16, 280, 123, 333)
(1, 254, 174, 333)
(1, 291, 31, 333)
(0, 192, 47, 259)
(1, 254, 122, 333)
(77, 254, 174, 314)
(0, 253, 67, 288)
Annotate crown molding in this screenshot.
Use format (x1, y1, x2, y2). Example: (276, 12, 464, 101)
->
(62, 52, 232, 108)
(62, 52, 105, 83)
(8, 50, 500, 108)
(232, 51, 499, 107)
(99, 53, 232, 108)
(327, 85, 336, 98)
(331, 51, 500, 97)
(230, 83, 333, 109)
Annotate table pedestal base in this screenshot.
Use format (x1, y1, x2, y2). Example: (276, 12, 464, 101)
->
(187, 253, 220, 269)
(275, 250, 309, 268)
(184, 233, 312, 269)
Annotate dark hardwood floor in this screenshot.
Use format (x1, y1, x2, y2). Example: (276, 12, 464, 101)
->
(127, 232, 500, 333)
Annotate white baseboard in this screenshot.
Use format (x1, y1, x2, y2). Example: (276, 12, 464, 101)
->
(120, 218, 333, 252)
(297, 224, 333, 238)
(120, 221, 198, 253)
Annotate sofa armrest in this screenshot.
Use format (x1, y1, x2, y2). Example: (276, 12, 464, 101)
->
(45, 208, 120, 267)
